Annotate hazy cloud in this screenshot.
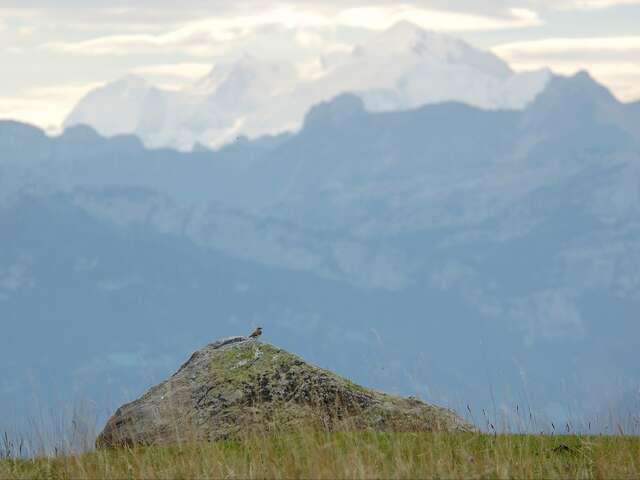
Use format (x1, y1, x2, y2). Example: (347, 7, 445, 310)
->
(43, 5, 543, 57)
(553, 0, 640, 8)
(0, 7, 40, 18)
(42, 7, 332, 56)
(129, 62, 213, 90)
(1, 0, 636, 12)
(0, 82, 102, 130)
(509, 290, 585, 345)
(494, 36, 640, 59)
(131, 62, 212, 79)
(334, 6, 542, 30)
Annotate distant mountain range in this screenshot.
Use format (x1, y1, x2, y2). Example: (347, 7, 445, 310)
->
(1, 68, 639, 434)
(64, 21, 551, 151)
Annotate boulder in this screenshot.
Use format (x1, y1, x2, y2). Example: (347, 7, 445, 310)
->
(97, 337, 474, 446)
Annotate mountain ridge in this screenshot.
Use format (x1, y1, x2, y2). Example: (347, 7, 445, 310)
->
(2, 67, 640, 431)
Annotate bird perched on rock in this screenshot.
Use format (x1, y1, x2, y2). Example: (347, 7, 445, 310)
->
(249, 327, 262, 339)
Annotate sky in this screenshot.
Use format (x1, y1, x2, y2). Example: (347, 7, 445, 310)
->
(1, 0, 639, 131)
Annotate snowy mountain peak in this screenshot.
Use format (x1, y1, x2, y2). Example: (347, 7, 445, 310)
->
(112, 74, 152, 90)
(89, 74, 155, 100)
(362, 21, 443, 55)
(364, 20, 427, 50)
(64, 26, 551, 150)
(358, 21, 512, 78)
(64, 74, 158, 138)
(192, 55, 298, 98)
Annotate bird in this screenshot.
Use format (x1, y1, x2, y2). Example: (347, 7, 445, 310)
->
(249, 327, 262, 339)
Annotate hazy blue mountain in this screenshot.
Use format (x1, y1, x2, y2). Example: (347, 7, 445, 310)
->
(1, 71, 639, 434)
(0, 192, 515, 429)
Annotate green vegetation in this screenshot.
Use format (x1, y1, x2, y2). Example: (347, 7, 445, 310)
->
(210, 343, 301, 384)
(209, 342, 370, 393)
(2, 429, 638, 479)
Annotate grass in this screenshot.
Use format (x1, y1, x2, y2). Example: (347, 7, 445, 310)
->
(1, 428, 638, 479)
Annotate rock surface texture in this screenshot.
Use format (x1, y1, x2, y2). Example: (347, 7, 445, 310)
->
(97, 337, 474, 446)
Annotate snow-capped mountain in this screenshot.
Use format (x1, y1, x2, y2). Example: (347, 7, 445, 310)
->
(64, 21, 551, 151)
(64, 76, 160, 138)
(309, 21, 550, 112)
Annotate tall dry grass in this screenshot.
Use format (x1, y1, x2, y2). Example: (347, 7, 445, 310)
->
(2, 428, 639, 479)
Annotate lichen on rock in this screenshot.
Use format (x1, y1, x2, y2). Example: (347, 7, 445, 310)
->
(97, 337, 474, 447)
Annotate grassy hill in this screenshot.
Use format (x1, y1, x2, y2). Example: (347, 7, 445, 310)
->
(2, 429, 639, 479)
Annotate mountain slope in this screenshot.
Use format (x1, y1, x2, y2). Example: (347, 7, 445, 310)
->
(2, 71, 640, 432)
(65, 76, 164, 138)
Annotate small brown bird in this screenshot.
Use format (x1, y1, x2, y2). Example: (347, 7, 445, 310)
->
(249, 327, 262, 339)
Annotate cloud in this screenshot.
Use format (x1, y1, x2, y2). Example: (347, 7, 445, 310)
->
(44, 30, 233, 56)
(17, 26, 35, 36)
(42, 7, 335, 56)
(295, 29, 325, 48)
(494, 36, 640, 58)
(131, 62, 212, 79)
(0, 0, 637, 28)
(0, 82, 102, 130)
(0, 7, 40, 19)
(508, 290, 585, 345)
(335, 6, 542, 31)
(42, 5, 544, 57)
(550, 0, 640, 9)
(129, 62, 213, 90)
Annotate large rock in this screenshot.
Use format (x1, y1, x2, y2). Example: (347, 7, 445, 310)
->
(97, 337, 474, 446)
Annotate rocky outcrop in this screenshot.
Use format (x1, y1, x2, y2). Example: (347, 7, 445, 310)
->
(97, 337, 474, 447)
